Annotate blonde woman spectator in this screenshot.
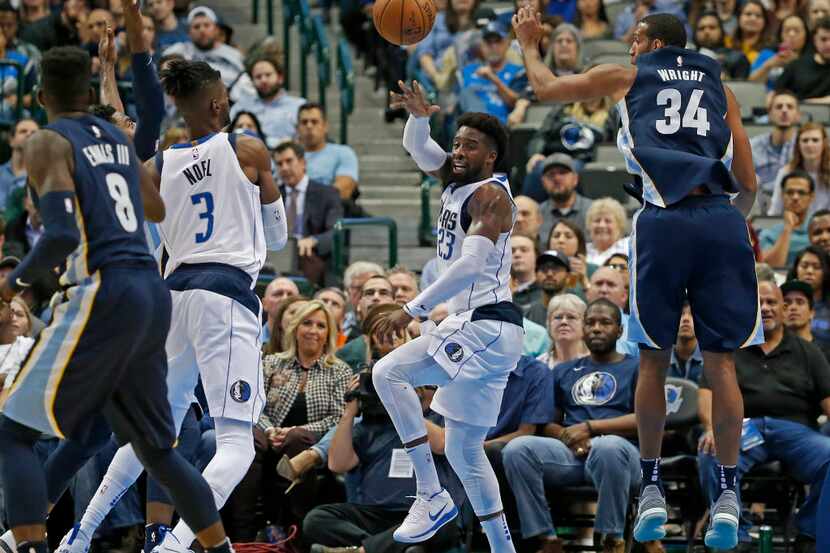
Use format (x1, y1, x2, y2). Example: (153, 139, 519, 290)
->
(585, 198, 629, 266)
(9, 297, 32, 338)
(769, 122, 830, 216)
(0, 299, 36, 403)
(538, 294, 589, 369)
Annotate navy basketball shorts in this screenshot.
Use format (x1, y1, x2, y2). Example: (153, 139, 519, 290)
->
(2, 264, 176, 449)
(627, 195, 763, 352)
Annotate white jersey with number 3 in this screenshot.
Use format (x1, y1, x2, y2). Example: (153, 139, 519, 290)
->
(157, 132, 266, 281)
(435, 173, 516, 315)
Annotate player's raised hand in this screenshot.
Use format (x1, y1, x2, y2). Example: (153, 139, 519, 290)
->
(99, 25, 117, 67)
(390, 80, 440, 118)
(512, 6, 543, 53)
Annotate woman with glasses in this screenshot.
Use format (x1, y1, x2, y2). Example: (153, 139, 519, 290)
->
(538, 294, 589, 369)
(768, 123, 830, 216)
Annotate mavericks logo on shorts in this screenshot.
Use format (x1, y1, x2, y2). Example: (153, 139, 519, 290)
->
(230, 380, 252, 403)
(444, 342, 464, 363)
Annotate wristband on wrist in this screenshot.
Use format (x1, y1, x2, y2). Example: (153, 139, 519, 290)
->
(585, 420, 594, 436)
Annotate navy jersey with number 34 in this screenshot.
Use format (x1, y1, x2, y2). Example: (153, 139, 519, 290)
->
(44, 114, 154, 285)
(617, 46, 736, 207)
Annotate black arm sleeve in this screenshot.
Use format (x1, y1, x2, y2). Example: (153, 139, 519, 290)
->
(131, 53, 165, 161)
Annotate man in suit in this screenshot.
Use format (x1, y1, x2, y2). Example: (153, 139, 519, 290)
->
(274, 141, 343, 286)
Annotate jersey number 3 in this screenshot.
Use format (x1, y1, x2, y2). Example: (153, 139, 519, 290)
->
(191, 192, 215, 243)
(656, 88, 710, 137)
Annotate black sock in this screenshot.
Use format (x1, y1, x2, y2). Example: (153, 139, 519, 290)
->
(718, 464, 737, 493)
(206, 538, 232, 553)
(640, 457, 663, 493)
(17, 542, 48, 553)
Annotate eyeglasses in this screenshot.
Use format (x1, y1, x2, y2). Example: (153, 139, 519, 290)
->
(607, 263, 628, 271)
(784, 189, 811, 197)
(552, 313, 580, 322)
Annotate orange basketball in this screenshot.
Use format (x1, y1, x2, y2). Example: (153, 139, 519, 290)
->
(372, 0, 437, 46)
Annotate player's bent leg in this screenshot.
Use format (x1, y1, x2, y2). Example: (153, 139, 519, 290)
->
(444, 418, 514, 553)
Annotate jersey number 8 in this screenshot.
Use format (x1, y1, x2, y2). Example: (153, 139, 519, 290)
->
(656, 88, 710, 137)
(106, 173, 138, 232)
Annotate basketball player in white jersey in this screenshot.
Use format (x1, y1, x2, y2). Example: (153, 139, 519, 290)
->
(371, 81, 523, 553)
(57, 60, 288, 553)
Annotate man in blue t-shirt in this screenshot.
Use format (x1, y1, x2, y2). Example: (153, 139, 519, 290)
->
(503, 299, 651, 553)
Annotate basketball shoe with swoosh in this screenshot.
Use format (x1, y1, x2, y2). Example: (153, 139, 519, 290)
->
(393, 489, 458, 543)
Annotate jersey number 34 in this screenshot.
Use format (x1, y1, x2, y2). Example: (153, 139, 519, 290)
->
(656, 88, 710, 137)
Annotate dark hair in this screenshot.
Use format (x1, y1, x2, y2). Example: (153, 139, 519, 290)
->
(585, 297, 622, 325)
(88, 103, 117, 122)
(230, 110, 266, 141)
(573, 0, 608, 27)
(770, 89, 799, 104)
(446, 0, 482, 33)
(456, 111, 509, 171)
(247, 55, 283, 78)
(159, 52, 185, 69)
(733, 0, 775, 49)
(0, 2, 17, 17)
(160, 59, 221, 99)
(810, 208, 830, 227)
(777, 14, 808, 51)
(693, 11, 725, 48)
(298, 101, 326, 121)
(11, 118, 35, 135)
(781, 169, 815, 192)
(40, 47, 92, 108)
(787, 245, 830, 299)
(547, 218, 587, 256)
(274, 140, 305, 159)
(642, 13, 687, 47)
(816, 15, 830, 32)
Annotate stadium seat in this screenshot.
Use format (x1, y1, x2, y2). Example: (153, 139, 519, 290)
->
(590, 53, 631, 66)
(524, 104, 554, 125)
(725, 81, 768, 111)
(578, 163, 634, 205)
(744, 124, 774, 138)
(800, 103, 830, 124)
(582, 39, 630, 61)
(594, 145, 625, 165)
(604, 2, 629, 26)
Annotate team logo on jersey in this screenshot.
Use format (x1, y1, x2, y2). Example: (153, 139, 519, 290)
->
(665, 384, 684, 415)
(571, 372, 617, 406)
(445, 342, 464, 363)
(230, 380, 251, 402)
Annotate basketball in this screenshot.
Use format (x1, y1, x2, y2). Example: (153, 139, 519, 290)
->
(372, 0, 437, 46)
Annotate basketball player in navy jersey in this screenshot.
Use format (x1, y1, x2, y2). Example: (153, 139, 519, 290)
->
(514, 11, 759, 550)
(0, 47, 235, 553)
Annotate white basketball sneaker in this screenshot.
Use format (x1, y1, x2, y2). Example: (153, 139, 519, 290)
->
(393, 489, 458, 543)
(150, 533, 193, 553)
(56, 525, 91, 553)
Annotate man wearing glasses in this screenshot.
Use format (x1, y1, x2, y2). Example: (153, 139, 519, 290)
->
(760, 171, 815, 268)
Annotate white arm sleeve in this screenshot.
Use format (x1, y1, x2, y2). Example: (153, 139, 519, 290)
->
(402, 115, 449, 173)
(403, 235, 496, 318)
(261, 197, 288, 251)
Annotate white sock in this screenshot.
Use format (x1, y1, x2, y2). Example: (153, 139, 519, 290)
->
(78, 445, 145, 536)
(0, 530, 17, 552)
(480, 513, 516, 553)
(406, 441, 442, 498)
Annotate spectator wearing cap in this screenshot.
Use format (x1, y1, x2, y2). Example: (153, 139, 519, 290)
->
(511, 234, 543, 317)
(20, 0, 85, 52)
(457, 20, 528, 124)
(526, 250, 572, 326)
(146, 0, 188, 50)
(514, 195, 544, 245)
(697, 279, 830, 551)
(538, 154, 594, 241)
(162, 6, 245, 89)
(0, 255, 19, 278)
(761, 170, 815, 268)
(809, 209, 830, 254)
(666, 302, 704, 382)
(0, 118, 36, 214)
(230, 56, 306, 149)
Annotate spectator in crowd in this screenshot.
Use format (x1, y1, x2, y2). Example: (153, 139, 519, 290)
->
(750, 14, 808, 86)
(265, 296, 309, 354)
(761, 170, 815, 268)
(809, 209, 830, 252)
(807, 0, 830, 30)
(776, 16, 830, 102)
(315, 287, 349, 348)
(296, 103, 361, 209)
(781, 279, 830, 357)
(162, 6, 244, 90)
(514, 195, 544, 245)
(667, 302, 704, 382)
(304, 308, 463, 553)
(573, 0, 610, 39)
(0, 118, 36, 213)
(614, 0, 688, 43)
(230, 56, 306, 149)
(337, 275, 397, 370)
(414, 0, 481, 91)
(342, 261, 384, 338)
(692, 11, 750, 79)
(230, 110, 266, 142)
(275, 141, 343, 286)
(262, 276, 300, 342)
(526, 249, 572, 325)
(0, 3, 40, 103)
(511, 233, 543, 315)
(146, 0, 188, 50)
(587, 266, 639, 357)
(503, 299, 644, 553)
(697, 280, 830, 553)
(769, 123, 830, 216)
(387, 265, 421, 337)
(19, 0, 49, 27)
(585, 198, 628, 266)
(4, 191, 39, 258)
(20, 0, 84, 51)
(750, 90, 799, 210)
(229, 300, 352, 539)
(457, 20, 527, 124)
(538, 293, 589, 368)
(725, 0, 775, 68)
(547, 219, 593, 293)
(537, 154, 593, 240)
(787, 245, 830, 345)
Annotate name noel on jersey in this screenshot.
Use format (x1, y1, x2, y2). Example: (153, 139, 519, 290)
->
(656, 69, 705, 83)
(83, 143, 131, 167)
(183, 159, 213, 185)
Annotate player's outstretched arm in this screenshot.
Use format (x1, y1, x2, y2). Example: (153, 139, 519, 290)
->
(140, 157, 165, 222)
(236, 133, 288, 251)
(392, 80, 453, 183)
(1, 130, 81, 298)
(512, 7, 634, 103)
(724, 84, 758, 217)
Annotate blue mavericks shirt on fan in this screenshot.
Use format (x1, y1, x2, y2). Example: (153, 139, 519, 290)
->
(45, 114, 154, 285)
(553, 355, 638, 426)
(618, 46, 736, 207)
(460, 62, 528, 123)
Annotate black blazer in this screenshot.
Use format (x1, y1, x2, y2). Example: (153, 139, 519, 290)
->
(281, 179, 343, 257)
